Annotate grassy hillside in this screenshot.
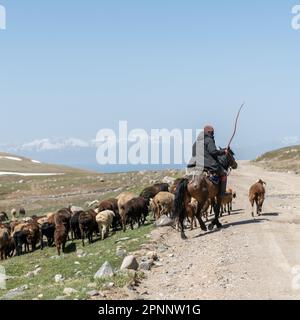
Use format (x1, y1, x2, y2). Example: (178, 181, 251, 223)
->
(0, 224, 153, 300)
(0, 153, 183, 300)
(254, 145, 300, 173)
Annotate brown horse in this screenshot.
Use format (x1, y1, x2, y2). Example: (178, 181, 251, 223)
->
(173, 148, 238, 239)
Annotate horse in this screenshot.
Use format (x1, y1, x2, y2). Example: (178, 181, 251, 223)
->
(173, 148, 238, 239)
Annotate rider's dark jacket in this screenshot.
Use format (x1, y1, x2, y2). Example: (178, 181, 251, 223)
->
(203, 132, 226, 173)
(187, 131, 226, 174)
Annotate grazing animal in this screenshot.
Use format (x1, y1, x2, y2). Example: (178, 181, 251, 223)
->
(11, 208, 18, 221)
(55, 208, 72, 237)
(249, 179, 266, 217)
(70, 211, 82, 240)
(5, 236, 15, 258)
(202, 198, 213, 222)
(123, 197, 149, 232)
(220, 189, 237, 216)
(40, 222, 55, 249)
(54, 223, 68, 256)
(19, 207, 26, 217)
(78, 210, 98, 246)
(97, 198, 120, 231)
(11, 222, 28, 234)
(47, 212, 56, 225)
(188, 198, 198, 230)
(22, 222, 40, 252)
(69, 205, 84, 215)
(150, 192, 175, 220)
(96, 210, 115, 240)
(37, 216, 48, 226)
(0, 226, 10, 260)
(117, 192, 136, 231)
(86, 200, 100, 208)
(13, 230, 29, 256)
(140, 183, 170, 204)
(0, 212, 9, 222)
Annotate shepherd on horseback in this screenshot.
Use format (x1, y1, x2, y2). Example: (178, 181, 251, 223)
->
(173, 124, 239, 239)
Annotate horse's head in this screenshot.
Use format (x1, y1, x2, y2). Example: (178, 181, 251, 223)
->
(227, 147, 238, 170)
(218, 147, 238, 171)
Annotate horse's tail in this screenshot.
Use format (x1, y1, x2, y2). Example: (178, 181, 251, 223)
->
(172, 178, 189, 222)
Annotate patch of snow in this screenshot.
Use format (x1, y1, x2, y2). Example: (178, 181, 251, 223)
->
(0, 172, 65, 177)
(0, 156, 22, 161)
(31, 160, 41, 164)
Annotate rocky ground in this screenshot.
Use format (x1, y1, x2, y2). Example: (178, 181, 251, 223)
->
(117, 161, 300, 300)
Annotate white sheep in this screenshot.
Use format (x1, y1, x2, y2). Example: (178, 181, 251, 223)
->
(96, 210, 115, 240)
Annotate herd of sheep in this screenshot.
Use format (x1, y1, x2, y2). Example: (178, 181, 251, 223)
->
(0, 177, 265, 260)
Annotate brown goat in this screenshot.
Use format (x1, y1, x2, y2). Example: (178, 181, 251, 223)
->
(0, 225, 10, 260)
(54, 223, 68, 256)
(220, 189, 237, 216)
(117, 192, 136, 231)
(22, 222, 40, 252)
(55, 208, 72, 236)
(79, 210, 98, 246)
(249, 179, 266, 217)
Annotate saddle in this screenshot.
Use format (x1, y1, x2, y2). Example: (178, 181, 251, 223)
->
(203, 170, 220, 185)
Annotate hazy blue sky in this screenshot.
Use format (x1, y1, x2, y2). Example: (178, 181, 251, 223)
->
(0, 1, 299, 170)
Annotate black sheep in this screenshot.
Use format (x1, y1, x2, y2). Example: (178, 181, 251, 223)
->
(123, 197, 149, 232)
(40, 222, 55, 249)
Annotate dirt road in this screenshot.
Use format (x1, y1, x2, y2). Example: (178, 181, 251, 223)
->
(136, 161, 300, 300)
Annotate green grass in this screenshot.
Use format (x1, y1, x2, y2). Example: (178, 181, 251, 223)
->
(0, 223, 153, 300)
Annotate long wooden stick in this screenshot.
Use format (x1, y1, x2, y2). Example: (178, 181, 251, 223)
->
(227, 102, 245, 149)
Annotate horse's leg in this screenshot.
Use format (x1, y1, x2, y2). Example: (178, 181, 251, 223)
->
(195, 201, 207, 232)
(215, 197, 223, 228)
(208, 197, 222, 230)
(179, 214, 187, 239)
(250, 199, 255, 218)
(179, 196, 191, 239)
(201, 201, 209, 222)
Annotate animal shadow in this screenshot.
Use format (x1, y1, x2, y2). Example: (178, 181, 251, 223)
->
(64, 242, 77, 253)
(224, 218, 269, 227)
(193, 218, 269, 238)
(261, 212, 280, 217)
